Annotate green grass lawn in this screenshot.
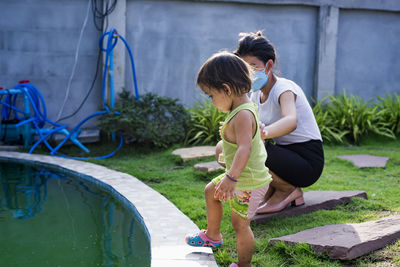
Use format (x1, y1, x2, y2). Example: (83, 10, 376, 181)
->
(45, 136, 400, 266)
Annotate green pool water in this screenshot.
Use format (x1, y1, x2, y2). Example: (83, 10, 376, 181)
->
(0, 161, 151, 267)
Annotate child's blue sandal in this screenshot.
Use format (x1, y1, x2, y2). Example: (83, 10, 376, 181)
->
(185, 230, 223, 248)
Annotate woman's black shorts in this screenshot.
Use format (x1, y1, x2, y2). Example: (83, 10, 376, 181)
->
(265, 139, 324, 187)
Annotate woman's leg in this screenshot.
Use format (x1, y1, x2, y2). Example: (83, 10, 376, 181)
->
(215, 140, 226, 168)
(204, 182, 223, 241)
(258, 181, 275, 207)
(231, 212, 253, 267)
(264, 141, 324, 188)
(267, 170, 297, 205)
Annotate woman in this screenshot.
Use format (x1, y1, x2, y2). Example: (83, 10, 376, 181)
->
(217, 31, 324, 214)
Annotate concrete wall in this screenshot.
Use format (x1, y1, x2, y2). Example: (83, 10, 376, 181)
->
(0, 0, 399, 130)
(336, 9, 400, 100)
(126, 1, 318, 105)
(0, 0, 102, 128)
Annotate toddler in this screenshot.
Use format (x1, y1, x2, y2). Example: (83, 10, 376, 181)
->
(185, 51, 272, 267)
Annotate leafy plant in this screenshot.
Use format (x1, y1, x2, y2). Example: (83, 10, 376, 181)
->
(325, 91, 394, 144)
(312, 98, 348, 143)
(375, 93, 400, 136)
(185, 99, 227, 145)
(98, 91, 190, 148)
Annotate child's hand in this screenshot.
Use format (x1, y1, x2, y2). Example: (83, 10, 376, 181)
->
(214, 176, 236, 201)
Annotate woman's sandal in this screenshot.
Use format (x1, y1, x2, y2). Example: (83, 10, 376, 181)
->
(185, 230, 223, 248)
(256, 187, 304, 214)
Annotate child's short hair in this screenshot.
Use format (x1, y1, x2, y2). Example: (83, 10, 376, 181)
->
(197, 51, 252, 96)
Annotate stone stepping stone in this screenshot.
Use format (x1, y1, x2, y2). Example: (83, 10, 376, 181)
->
(269, 215, 400, 260)
(172, 146, 215, 161)
(194, 161, 224, 172)
(253, 190, 367, 224)
(338, 154, 389, 168)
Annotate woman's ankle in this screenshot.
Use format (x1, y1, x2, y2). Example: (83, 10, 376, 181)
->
(266, 189, 292, 204)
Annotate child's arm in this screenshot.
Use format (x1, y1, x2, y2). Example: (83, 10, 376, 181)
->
(215, 110, 254, 201)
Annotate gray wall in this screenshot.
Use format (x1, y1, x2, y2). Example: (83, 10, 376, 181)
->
(1, 0, 399, 130)
(0, 0, 102, 128)
(336, 9, 400, 100)
(126, 1, 318, 105)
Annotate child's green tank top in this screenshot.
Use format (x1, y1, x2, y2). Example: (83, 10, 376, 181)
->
(221, 103, 272, 190)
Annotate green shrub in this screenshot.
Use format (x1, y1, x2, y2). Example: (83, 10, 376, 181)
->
(313, 92, 396, 144)
(375, 93, 400, 136)
(98, 91, 190, 148)
(312, 98, 348, 143)
(185, 99, 227, 145)
(326, 92, 394, 144)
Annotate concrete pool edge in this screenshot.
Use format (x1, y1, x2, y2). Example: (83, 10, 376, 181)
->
(0, 152, 218, 267)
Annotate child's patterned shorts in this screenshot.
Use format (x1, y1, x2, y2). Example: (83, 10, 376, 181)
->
(212, 174, 270, 219)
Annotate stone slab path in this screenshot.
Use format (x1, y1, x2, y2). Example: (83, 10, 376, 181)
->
(253, 190, 367, 224)
(338, 154, 389, 168)
(269, 215, 400, 260)
(194, 161, 224, 172)
(172, 146, 216, 161)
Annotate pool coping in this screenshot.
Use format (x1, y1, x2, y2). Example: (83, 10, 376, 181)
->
(0, 152, 218, 267)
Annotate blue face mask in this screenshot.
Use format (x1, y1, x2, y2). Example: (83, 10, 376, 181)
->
(252, 68, 269, 92)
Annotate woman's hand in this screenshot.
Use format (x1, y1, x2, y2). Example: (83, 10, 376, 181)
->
(214, 176, 236, 201)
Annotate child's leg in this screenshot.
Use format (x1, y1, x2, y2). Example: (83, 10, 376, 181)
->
(231, 212, 253, 267)
(204, 181, 223, 241)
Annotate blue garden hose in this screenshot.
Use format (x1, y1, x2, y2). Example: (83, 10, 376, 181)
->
(0, 83, 85, 153)
(0, 84, 65, 152)
(55, 28, 140, 159)
(0, 82, 122, 159)
(99, 28, 140, 104)
(0, 28, 138, 159)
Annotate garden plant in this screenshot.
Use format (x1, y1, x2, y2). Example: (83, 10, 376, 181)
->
(98, 91, 191, 148)
(312, 92, 396, 145)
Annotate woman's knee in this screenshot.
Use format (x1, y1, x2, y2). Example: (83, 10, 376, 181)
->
(215, 141, 226, 167)
(215, 140, 223, 161)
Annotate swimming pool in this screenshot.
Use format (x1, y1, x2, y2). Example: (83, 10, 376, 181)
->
(0, 161, 151, 267)
(0, 151, 218, 267)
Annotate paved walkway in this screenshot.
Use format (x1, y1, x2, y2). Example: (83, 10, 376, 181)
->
(172, 146, 216, 161)
(338, 154, 390, 168)
(0, 152, 218, 267)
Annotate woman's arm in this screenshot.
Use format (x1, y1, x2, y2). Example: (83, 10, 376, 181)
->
(261, 90, 297, 139)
